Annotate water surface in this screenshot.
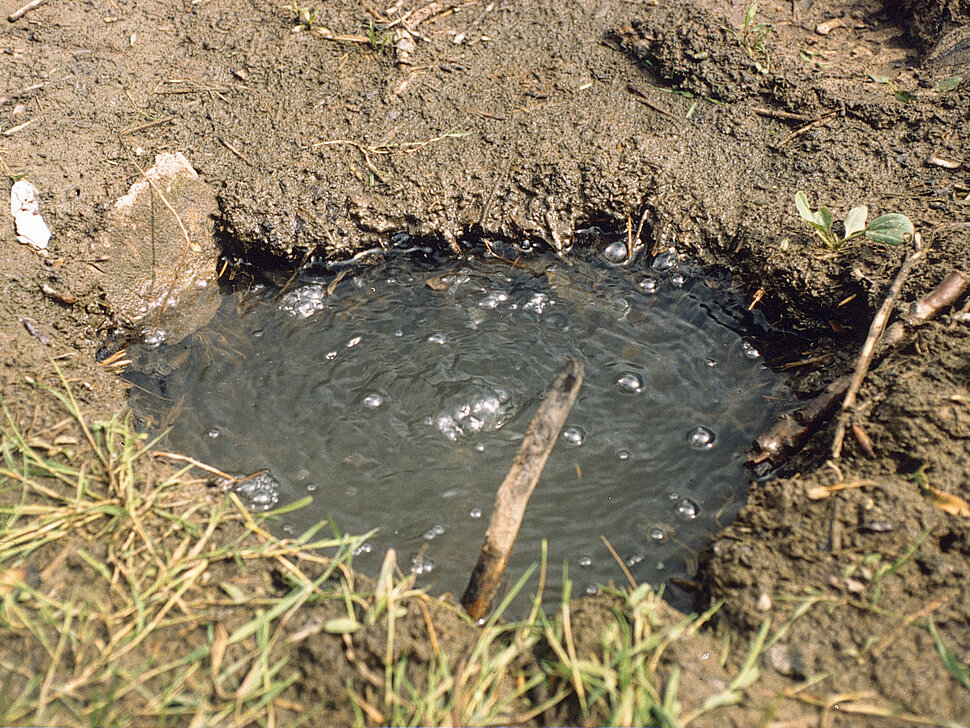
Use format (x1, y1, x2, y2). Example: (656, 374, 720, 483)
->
(128, 246, 788, 607)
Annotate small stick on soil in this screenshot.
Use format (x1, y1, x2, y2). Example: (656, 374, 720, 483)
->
(626, 82, 684, 124)
(462, 358, 584, 621)
(19, 316, 50, 346)
(749, 266, 968, 470)
(393, 0, 476, 30)
(882, 270, 968, 348)
(752, 106, 813, 123)
(118, 117, 176, 138)
(217, 136, 254, 166)
(311, 28, 371, 44)
(40, 283, 77, 306)
(7, 0, 47, 22)
(870, 597, 945, 659)
(478, 159, 508, 228)
(775, 112, 836, 148)
(831, 233, 925, 460)
(0, 75, 71, 104)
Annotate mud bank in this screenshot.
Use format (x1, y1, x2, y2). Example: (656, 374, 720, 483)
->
(2, 0, 970, 723)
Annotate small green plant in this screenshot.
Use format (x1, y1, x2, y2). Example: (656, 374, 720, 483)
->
(290, 1, 318, 30)
(933, 75, 963, 93)
(366, 20, 392, 53)
(868, 74, 919, 103)
(729, 2, 773, 74)
(794, 191, 915, 250)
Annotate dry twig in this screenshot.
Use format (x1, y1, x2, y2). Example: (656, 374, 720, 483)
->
(626, 82, 684, 124)
(600, 535, 637, 589)
(7, 0, 47, 22)
(831, 233, 925, 459)
(775, 113, 836, 148)
(752, 106, 813, 123)
(749, 258, 966, 471)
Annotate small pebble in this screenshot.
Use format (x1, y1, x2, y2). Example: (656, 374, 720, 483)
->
(756, 591, 772, 612)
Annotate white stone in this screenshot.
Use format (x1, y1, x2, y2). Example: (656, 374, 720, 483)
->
(10, 180, 51, 250)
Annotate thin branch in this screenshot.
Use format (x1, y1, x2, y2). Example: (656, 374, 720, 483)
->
(831, 233, 925, 459)
(749, 264, 967, 471)
(8, 0, 47, 22)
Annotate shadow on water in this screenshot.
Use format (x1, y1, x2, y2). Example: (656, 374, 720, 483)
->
(125, 234, 793, 614)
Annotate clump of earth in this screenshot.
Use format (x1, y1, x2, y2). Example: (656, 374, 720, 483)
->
(2, 0, 969, 723)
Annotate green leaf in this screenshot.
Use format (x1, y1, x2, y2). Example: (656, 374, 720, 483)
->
(744, 2, 757, 30)
(843, 205, 868, 239)
(865, 213, 914, 245)
(868, 73, 891, 84)
(324, 617, 362, 634)
(894, 89, 918, 103)
(928, 619, 970, 691)
(794, 191, 815, 223)
(814, 206, 834, 234)
(933, 75, 963, 93)
(260, 495, 313, 518)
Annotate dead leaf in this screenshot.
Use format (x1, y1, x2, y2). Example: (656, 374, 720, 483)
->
(806, 480, 875, 500)
(425, 273, 450, 291)
(851, 423, 875, 458)
(806, 485, 835, 500)
(925, 484, 970, 517)
(211, 622, 228, 685)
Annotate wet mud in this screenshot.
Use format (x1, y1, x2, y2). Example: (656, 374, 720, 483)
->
(2, 0, 969, 723)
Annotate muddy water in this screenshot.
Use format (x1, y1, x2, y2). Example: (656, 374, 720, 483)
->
(127, 243, 789, 607)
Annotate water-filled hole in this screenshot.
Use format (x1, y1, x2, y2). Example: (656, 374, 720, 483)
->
(126, 237, 791, 610)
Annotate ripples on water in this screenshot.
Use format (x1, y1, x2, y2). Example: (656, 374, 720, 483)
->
(127, 242, 790, 609)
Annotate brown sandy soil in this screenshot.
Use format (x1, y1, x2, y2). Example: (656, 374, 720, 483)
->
(2, 0, 970, 724)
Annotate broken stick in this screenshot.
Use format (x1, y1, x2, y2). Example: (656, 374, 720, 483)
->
(462, 358, 584, 621)
(748, 263, 967, 472)
(747, 373, 851, 472)
(831, 233, 925, 459)
(882, 270, 968, 348)
(8, 0, 47, 22)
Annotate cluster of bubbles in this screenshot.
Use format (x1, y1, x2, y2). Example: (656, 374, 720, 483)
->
(279, 284, 327, 318)
(429, 386, 516, 441)
(233, 472, 281, 512)
(410, 553, 436, 575)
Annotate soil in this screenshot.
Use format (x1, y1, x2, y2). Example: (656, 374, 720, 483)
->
(2, 0, 969, 724)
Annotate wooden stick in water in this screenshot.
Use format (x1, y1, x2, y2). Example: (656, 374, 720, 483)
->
(462, 358, 584, 621)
